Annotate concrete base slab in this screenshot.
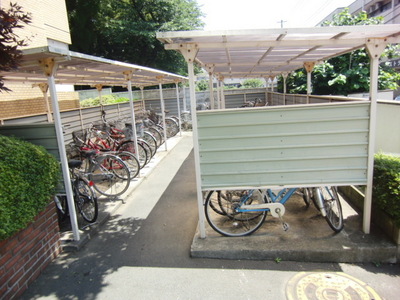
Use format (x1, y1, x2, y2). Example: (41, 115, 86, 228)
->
(191, 193, 399, 263)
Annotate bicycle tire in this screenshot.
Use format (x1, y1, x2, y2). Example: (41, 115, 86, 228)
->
(138, 139, 153, 164)
(165, 117, 179, 138)
(75, 177, 98, 223)
(116, 151, 140, 179)
(117, 141, 148, 169)
(320, 186, 344, 232)
(205, 190, 267, 237)
(146, 126, 163, 148)
(89, 154, 131, 197)
(142, 131, 157, 157)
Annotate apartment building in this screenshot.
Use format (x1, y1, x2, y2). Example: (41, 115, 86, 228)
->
(0, 0, 74, 117)
(319, 0, 400, 25)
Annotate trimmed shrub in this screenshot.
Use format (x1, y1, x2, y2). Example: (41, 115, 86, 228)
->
(0, 135, 60, 240)
(372, 153, 400, 227)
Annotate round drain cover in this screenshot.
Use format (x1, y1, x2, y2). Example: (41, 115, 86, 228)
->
(286, 272, 381, 300)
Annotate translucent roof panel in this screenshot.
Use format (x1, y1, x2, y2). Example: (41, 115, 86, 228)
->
(0, 46, 187, 86)
(157, 25, 400, 78)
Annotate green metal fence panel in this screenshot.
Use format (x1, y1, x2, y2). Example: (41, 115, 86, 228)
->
(197, 101, 370, 190)
(0, 123, 59, 160)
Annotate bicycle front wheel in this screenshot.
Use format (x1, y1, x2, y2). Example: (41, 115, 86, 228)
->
(117, 141, 148, 169)
(320, 186, 344, 232)
(75, 178, 98, 223)
(90, 154, 131, 197)
(116, 151, 140, 179)
(205, 190, 267, 237)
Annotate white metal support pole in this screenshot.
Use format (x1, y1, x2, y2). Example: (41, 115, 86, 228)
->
(282, 73, 288, 106)
(364, 38, 387, 234)
(207, 65, 215, 110)
(183, 85, 187, 111)
(180, 47, 206, 238)
(216, 79, 221, 109)
(157, 76, 168, 151)
(304, 62, 315, 104)
(40, 58, 80, 241)
(94, 84, 103, 107)
(269, 76, 275, 105)
(220, 76, 226, 109)
(140, 86, 145, 110)
(270, 76, 275, 93)
(174, 80, 182, 136)
(123, 71, 140, 162)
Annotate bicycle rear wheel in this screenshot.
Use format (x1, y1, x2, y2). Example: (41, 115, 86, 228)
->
(75, 177, 98, 223)
(320, 186, 344, 232)
(89, 154, 131, 197)
(205, 190, 267, 237)
(165, 117, 179, 138)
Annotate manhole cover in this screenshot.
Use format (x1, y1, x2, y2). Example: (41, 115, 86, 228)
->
(286, 272, 381, 300)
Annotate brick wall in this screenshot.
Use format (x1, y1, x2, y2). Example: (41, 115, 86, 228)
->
(0, 202, 61, 300)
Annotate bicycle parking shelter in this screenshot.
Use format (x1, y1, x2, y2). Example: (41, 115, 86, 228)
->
(157, 24, 400, 238)
(0, 46, 187, 241)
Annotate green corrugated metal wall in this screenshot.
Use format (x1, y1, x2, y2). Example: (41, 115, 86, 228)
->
(197, 102, 370, 190)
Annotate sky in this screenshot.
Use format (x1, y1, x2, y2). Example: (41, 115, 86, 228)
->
(196, 0, 356, 30)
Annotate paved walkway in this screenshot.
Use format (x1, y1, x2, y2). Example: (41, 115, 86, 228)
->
(20, 132, 400, 300)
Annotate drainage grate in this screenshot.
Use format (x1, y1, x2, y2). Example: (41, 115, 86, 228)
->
(286, 272, 381, 300)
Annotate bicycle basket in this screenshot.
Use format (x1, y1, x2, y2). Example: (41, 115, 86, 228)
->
(72, 129, 88, 147)
(92, 121, 110, 133)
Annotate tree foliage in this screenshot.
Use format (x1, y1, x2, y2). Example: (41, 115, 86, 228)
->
(0, 2, 31, 92)
(278, 9, 400, 95)
(66, 0, 204, 75)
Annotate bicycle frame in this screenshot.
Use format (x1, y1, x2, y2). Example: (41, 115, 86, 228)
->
(236, 188, 297, 213)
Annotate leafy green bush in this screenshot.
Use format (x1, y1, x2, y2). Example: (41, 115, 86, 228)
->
(0, 135, 60, 240)
(372, 153, 400, 227)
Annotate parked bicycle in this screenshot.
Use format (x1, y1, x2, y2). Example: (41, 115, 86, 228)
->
(54, 159, 98, 224)
(79, 150, 131, 198)
(147, 108, 180, 138)
(204, 186, 343, 237)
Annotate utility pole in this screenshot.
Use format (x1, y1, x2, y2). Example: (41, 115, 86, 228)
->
(278, 20, 287, 28)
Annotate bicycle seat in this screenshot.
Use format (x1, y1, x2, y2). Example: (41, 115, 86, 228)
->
(68, 160, 83, 169)
(81, 150, 97, 158)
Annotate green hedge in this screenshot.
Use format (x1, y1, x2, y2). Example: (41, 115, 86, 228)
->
(373, 153, 400, 227)
(0, 135, 60, 240)
(80, 94, 131, 107)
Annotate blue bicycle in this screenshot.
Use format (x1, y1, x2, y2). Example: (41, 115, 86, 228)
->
(204, 187, 343, 237)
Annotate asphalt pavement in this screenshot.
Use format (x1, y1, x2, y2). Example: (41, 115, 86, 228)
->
(20, 131, 400, 300)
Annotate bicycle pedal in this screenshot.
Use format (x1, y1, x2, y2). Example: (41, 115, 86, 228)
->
(282, 222, 289, 231)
